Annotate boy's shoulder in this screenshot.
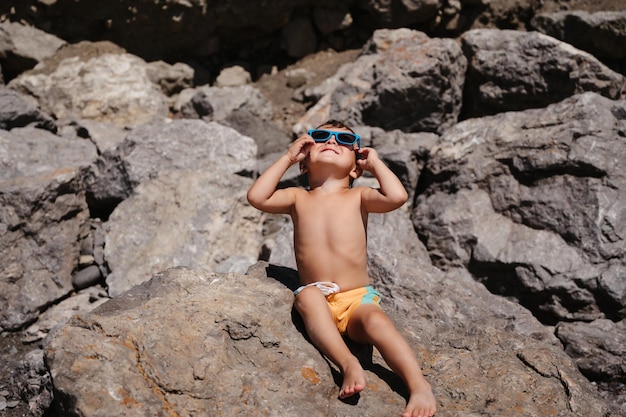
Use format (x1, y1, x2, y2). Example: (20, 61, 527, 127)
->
(350, 185, 373, 194)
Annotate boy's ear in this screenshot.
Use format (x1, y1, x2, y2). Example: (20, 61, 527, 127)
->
(299, 159, 308, 174)
(351, 163, 363, 180)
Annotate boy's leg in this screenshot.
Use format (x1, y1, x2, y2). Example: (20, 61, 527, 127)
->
(346, 305, 437, 417)
(293, 287, 367, 398)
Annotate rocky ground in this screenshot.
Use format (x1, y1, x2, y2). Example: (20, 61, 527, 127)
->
(1, 0, 625, 415)
(0, 48, 363, 417)
(251, 0, 626, 136)
(0, 332, 30, 416)
(253, 48, 361, 136)
(2, 45, 625, 417)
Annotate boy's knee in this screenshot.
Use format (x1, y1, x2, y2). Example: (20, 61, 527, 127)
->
(361, 308, 392, 330)
(293, 287, 323, 312)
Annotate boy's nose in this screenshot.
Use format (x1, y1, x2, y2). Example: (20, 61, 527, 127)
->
(327, 134, 338, 144)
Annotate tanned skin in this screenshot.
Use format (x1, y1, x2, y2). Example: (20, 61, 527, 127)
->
(247, 122, 437, 417)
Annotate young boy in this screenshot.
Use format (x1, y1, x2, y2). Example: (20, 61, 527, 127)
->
(247, 120, 437, 417)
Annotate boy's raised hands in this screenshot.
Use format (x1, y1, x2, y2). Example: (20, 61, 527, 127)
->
(356, 147, 381, 172)
(287, 135, 314, 164)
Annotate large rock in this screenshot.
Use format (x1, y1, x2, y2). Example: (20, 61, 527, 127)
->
(45, 211, 615, 415)
(413, 92, 626, 324)
(0, 126, 96, 180)
(556, 318, 626, 383)
(82, 119, 257, 215)
(461, 29, 626, 117)
(176, 85, 274, 122)
(0, 171, 88, 331)
(46, 267, 355, 417)
(531, 10, 626, 63)
(295, 28, 466, 134)
(0, 86, 56, 132)
(7, 41, 170, 127)
(0, 21, 66, 81)
(0, 122, 97, 331)
(175, 84, 290, 158)
(104, 170, 262, 297)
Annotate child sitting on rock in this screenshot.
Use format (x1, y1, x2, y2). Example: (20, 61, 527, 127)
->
(247, 120, 437, 417)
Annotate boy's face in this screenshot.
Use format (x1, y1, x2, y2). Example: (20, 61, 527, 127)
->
(308, 126, 361, 150)
(301, 125, 361, 180)
(309, 126, 358, 158)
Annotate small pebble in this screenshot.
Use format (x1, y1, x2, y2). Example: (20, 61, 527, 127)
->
(7, 400, 19, 408)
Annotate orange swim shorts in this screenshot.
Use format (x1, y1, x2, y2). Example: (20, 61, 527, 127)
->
(326, 286, 382, 334)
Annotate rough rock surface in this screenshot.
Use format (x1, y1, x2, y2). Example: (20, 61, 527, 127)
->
(82, 119, 257, 215)
(461, 29, 626, 117)
(0, 171, 88, 331)
(104, 169, 262, 297)
(45, 228, 613, 416)
(296, 29, 467, 135)
(8, 42, 170, 127)
(0, 86, 56, 131)
(1, 126, 96, 180)
(413, 92, 626, 325)
(1, 3, 625, 416)
(531, 10, 626, 68)
(1, 0, 624, 69)
(0, 20, 66, 80)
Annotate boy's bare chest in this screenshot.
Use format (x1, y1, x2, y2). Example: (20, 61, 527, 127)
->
(297, 190, 361, 215)
(294, 191, 365, 235)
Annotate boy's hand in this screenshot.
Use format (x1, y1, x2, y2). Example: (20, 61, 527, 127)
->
(356, 147, 381, 172)
(287, 135, 314, 164)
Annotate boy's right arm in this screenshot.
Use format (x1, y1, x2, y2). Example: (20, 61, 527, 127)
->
(246, 135, 313, 214)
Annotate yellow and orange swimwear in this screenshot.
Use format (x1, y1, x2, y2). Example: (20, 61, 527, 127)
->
(294, 282, 381, 334)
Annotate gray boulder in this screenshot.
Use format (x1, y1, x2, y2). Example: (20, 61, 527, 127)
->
(145, 60, 194, 96)
(0, 100, 99, 332)
(0, 171, 88, 331)
(296, 28, 466, 134)
(556, 318, 626, 383)
(82, 119, 257, 214)
(0, 86, 56, 132)
(461, 29, 626, 117)
(413, 92, 626, 324)
(176, 84, 273, 122)
(104, 169, 262, 297)
(0, 126, 96, 180)
(8, 41, 170, 128)
(44, 212, 615, 415)
(0, 21, 66, 81)
(531, 10, 626, 63)
(175, 84, 289, 158)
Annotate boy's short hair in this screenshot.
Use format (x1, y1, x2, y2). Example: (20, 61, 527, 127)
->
(317, 119, 356, 134)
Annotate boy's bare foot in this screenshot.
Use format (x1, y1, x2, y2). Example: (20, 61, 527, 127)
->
(402, 387, 437, 417)
(338, 361, 367, 399)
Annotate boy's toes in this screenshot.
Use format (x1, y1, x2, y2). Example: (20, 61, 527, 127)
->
(339, 381, 365, 399)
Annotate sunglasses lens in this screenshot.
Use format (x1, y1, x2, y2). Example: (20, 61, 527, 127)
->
(337, 133, 357, 144)
(310, 130, 331, 141)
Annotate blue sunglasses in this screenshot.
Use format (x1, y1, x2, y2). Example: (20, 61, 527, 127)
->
(308, 129, 361, 148)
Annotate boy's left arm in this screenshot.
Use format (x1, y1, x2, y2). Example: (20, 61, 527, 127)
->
(357, 147, 408, 213)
